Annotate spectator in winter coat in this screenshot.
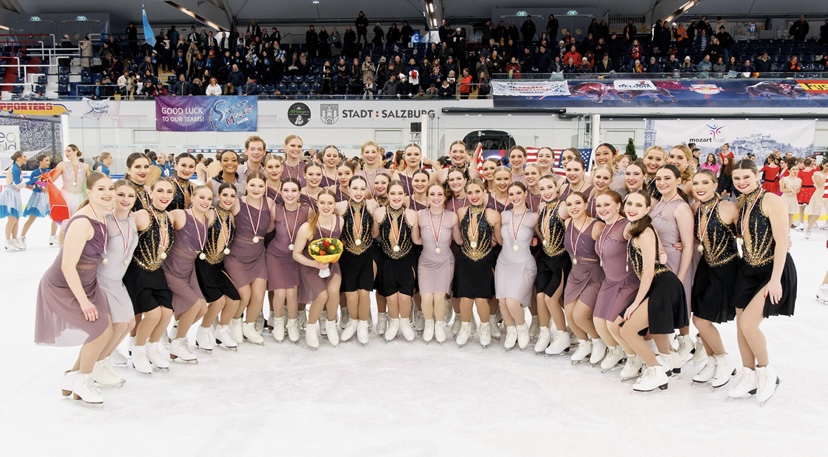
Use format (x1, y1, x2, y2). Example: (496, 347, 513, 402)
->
(697, 55, 713, 78)
(594, 53, 614, 73)
(624, 19, 637, 44)
(755, 51, 773, 72)
(785, 55, 802, 72)
(173, 74, 192, 96)
(381, 73, 399, 97)
(227, 64, 245, 94)
(789, 16, 809, 42)
(521, 17, 536, 45)
(663, 54, 681, 71)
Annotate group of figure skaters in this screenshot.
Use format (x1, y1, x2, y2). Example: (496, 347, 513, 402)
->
(15, 135, 803, 407)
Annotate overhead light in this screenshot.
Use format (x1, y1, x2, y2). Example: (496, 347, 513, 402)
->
(427, 4, 434, 13)
(76, 16, 87, 21)
(30, 16, 41, 21)
(0, 25, 9, 31)
(567, 10, 578, 16)
(312, 0, 319, 3)
(516, 11, 528, 17)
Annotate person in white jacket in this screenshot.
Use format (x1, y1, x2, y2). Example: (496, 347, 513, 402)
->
(205, 77, 222, 96)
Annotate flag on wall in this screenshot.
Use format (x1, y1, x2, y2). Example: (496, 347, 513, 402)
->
(142, 5, 156, 47)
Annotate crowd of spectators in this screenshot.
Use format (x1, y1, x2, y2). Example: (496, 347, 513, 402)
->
(67, 12, 828, 100)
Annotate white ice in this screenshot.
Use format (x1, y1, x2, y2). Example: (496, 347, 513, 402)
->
(2, 220, 828, 456)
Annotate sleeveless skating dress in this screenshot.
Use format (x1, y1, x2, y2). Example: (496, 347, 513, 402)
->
(267, 203, 310, 290)
(732, 189, 797, 317)
(594, 219, 640, 321)
(23, 167, 51, 218)
(125, 207, 175, 314)
(282, 161, 307, 187)
(0, 162, 22, 218)
(339, 201, 376, 293)
(97, 213, 139, 323)
(692, 198, 738, 323)
(162, 212, 207, 314)
(128, 180, 150, 212)
(559, 182, 593, 203)
(650, 197, 696, 311)
(225, 199, 269, 288)
(623, 228, 688, 334)
(168, 176, 194, 211)
(195, 208, 240, 302)
(35, 215, 110, 346)
(535, 200, 572, 296)
(61, 161, 87, 215)
(376, 208, 416, 297)
(417, 209, 456, 295)
(453, 205, 497, 299)
(563, 219, 605, 308)
(495, 209, 538, 307)
(298, 217, 342, 302)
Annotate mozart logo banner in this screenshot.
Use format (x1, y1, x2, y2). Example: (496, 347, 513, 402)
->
(156, 96, 257, 132)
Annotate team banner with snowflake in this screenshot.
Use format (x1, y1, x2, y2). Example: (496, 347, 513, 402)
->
(646, 119, 816, 162)
(155, 96, 257, 132)
(493, 79, 828, 108)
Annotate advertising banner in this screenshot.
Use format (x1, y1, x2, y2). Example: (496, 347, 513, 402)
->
(494, 79, 828, 108)
(155, 96, 257, 131)
(647, 119, 817, 163)
(492, 80, 571, 97)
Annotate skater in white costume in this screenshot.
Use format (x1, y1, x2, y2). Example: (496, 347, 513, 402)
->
(728, 160, 797, 405)
(51, 144, 91, 216)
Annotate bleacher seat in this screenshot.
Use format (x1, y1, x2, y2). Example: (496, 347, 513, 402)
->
(293, 75, 303, 83)
(78, 85, 92, 95)
(57, 83, 70, 95)
(92, 73, 102, 84)
(35, 84, 46, 94)
(311, 82, 322, 93)
(80, 73, 92, 84)
(286, 82, 298, 94)
(281, 75, 291, 84)
(58, 66, 69, 75)
(263, 84, 275, 94)
(58, 74, 69, 84)
(37, 75, 47, 84)
(276, 82, 287, 93)
(299, 82, 310, 94)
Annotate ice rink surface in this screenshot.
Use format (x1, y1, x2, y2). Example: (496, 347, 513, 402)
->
(2, 221, 827, 457)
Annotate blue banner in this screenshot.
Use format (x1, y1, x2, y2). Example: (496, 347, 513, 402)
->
(156, 96, 258, 132)
(493, 79, 828, 108)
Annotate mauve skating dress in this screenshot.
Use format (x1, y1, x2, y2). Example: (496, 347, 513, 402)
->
(35, 216, 110, 346)
(650, 197, 696, 312)
(97, 213, 139, 324)
(495, 210, 538, 307)
(225, 199, 269, 288)
(267, 203, 310, 290)
(298, 217, 342, 303)
(417, 209, 455, 295)
(162, 213, 207, 314)
(594, 219, 639, 321)
(563, 219, 605, 307)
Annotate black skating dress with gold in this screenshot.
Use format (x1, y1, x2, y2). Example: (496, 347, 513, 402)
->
(376, 206, 416, 297)
(732, 188, 797, 317)
(339, 200, 377, 293)
(534, 199, 572, 296)
(124, 206, 175, 314)
(691, 197, 739, 323)
(194, 207, 240, 303)
(623, 226, 688, 334)
(453, 204, 498, 299)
